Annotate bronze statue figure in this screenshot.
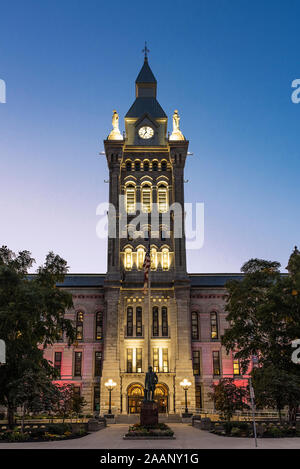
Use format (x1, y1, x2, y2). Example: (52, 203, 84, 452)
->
(144, 365, 158, 401)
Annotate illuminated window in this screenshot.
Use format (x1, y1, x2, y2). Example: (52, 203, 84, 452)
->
(233, 358, 240, 375)
(210, 312, 219, 339)
(54, 352, 62, 377)
(76, 312, 84, 341)
(126, 161, 132, 171)
(142, 184, 152, 212)
(124, 247, 133, 270)
(162, 247, 170, 271)
(212, 351, 221, 376)
(193, 350, 201, 376)
(162, 348, 169, 372)
(136, 348, 142, 373)
(153, 307, 159, 337)
(125, 184, 136, 214)
(137, 247, 145, 270)
(127, 307, 133, 337)
(150, 247, 157, 270)
(74, 351, 82, 377)
(161, 160, 167, 171)
(153, 347, 159, 372)
(143, 161, 149, 171)
(158, 185, 168, 213)
(94, 351, 102, 377)
(127, 349, 133, 373)
(95, 312, 103, 340)
(162, 307, 168, 337)
(191, 312, 199, 340)
(136, 307, 142, 337)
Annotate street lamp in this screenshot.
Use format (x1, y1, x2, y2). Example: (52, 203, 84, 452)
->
(180, 378, 192, 415)
(105, 379, 117, 415)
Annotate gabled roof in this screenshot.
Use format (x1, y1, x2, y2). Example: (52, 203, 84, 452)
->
(136, 59, 157, 84)
(125, 97, 167, 118)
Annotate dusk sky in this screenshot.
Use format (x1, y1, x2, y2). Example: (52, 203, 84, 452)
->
(1, 0, 299, 273)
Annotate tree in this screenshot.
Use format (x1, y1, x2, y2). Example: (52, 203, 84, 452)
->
(209, 378, 249, 421)
(0, 246, 76, 426)
(222, 247, 300, 422)
(72, 393, 87, 418)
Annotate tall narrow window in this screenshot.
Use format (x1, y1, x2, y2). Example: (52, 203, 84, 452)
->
(136, 307, 142, 337)
(210, 312, 219, 339)
(95, 312, 103, 341)
(153, 348, 159, 372)
(142, 184, 151, 212)
(153, 307, 159, 337)
(162, 348, 169, 372)
(94, 351, 102, 377)
(127, 348, 133, 373)
(161, 160, 167, 171)
(124, 247, 133, 270)
(143, 161, 149, 171)
(233, 358, 240, 375)
(136, 348, 142, 373)
(127, 307, 133, 337)
(76, 312, 84, 341)
(137, 247, 145, 270)
(192, 350, 201, 376)
(191, 312, 199, 340)
(126, 161, 132, 171)
(212, 351, 221, 376)
(74, 351, 82, 377)
(54, 352, 62, 377)
(126, 184, 136, 214)
(162, 247, 170, 270)
(152, 161, 158, 171)
(158, 186, 168, 213)
(162, 307, 168, 337)
(93, 385, 100, 412)
(195, 385, 202, 410)
(150, 247, 157, 270)
(135, 160, 141, 171)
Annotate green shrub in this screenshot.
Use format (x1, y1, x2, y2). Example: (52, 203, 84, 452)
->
(47, 423, 72, 435)
(231, 427, 241, 437)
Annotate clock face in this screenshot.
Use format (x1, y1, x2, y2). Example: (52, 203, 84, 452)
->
(138, 126, 154, 139)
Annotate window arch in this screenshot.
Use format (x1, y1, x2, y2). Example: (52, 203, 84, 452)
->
(126, 160, 132, 171)
(76, 311, 84, 341)
(135, 160, 141, 171)
(152, 161, 158, 171)
(124, 246, 133, 270)
(137, 246, 145, 270)
(141, 184, 152, 213)
(150, 246, 158, 270)
(161, 160, 167, 171)
(157, 184, 168, 213)
(143, 160, 150, 172)
(161, 247, 170, 271)
(125, 184, 136, 214)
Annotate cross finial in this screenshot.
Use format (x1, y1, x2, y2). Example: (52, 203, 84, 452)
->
(142, 41, 150, 61)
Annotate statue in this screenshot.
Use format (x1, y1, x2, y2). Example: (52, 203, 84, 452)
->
(144, 366, 158, 401)
(169, 109, 185, 141)
(108, 110, 123, 140)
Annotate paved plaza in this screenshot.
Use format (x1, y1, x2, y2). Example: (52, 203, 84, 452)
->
(1, 424, 300, 449)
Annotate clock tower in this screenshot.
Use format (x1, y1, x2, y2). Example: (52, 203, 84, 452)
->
(100, 53, 195, 416)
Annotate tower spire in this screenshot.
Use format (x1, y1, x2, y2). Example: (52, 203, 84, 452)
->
(142, 41, 150, 62)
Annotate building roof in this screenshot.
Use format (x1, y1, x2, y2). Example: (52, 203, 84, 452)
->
(136, 58, 157, 84)
(55, 274, 105, 288)
(189, 273, 244, 287)
(125, 97, 167, 118)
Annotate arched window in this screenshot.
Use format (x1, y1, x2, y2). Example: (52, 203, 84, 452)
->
(135, 160, 141, 171)
(137, 246, 145, 270)
(126, 161, 132, 171)
(124, 246, 133, 270)
(161, 160, 167, 171)
(162, 247, 170, 271)
(143, 161, 149, 172)
(153, 307, 159, 337)
(152, 161, 158, 171)
(141, 184, 152, 213)
(125, 184, 136, 214)
(95, 312, 103, 341)
(210, 312, 219, 339)
(136, 307, 142, 337)
(127, 307, 133, 337)
(162, 307, 168, 336)
(76, 311, 84, 341)
(150, 246, 158, 270)
(158, 185, 168, 213)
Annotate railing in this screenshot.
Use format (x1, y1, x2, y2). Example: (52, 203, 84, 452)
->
(180, 407, 287, 421)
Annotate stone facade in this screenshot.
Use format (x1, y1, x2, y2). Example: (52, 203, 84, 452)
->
(44, 58, 247, 416)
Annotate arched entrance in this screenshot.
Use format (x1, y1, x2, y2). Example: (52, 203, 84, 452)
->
(127, 383, 144, 414)
(154, 383, 169, 413)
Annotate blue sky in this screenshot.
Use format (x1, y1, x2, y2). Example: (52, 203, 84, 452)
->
(0, 0, 299, 273)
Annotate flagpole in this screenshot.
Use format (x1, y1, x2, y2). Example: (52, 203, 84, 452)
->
(148, 266, 151, 372)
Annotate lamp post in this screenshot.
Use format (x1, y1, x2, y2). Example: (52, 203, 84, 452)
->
(105, 379, 117, 416)
(180, 378, 192, 415)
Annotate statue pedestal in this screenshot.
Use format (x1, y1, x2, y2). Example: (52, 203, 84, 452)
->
(140, 401, 158, 427)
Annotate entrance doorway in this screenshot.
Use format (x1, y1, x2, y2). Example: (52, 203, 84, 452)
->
(154, 383, 168, 413)
(127, 383, 144, 414)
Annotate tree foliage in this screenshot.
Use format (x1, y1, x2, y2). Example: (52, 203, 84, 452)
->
(209, 378, 249, 421)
